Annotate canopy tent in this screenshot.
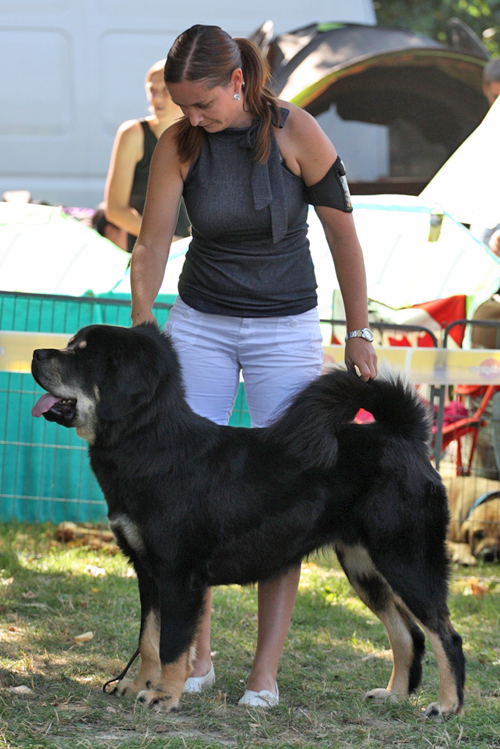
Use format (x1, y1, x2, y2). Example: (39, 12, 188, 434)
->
(254, 22, 487, 155)
(103, 236, 190, 304)
(420, 95, 500, 229)
(0, 202, 128, 296)
(307, 196, 500, 347)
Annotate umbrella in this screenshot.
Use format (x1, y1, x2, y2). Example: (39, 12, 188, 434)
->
(0, 202, 128, 296)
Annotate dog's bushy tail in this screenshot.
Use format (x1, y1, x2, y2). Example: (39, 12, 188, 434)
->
(264, 370, 430, 470)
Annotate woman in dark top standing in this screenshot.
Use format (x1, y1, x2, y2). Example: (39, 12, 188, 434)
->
(105, 59, 189, 253)
(131, 25, 377, 707)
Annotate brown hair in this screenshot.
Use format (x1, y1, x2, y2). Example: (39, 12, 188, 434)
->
(164, 25, 280, 164)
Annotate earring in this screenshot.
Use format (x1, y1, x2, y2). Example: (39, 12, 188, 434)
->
(233, 93, 241, 101)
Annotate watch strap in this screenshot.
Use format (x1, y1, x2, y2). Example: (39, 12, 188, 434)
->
(345, 328, 374, 342)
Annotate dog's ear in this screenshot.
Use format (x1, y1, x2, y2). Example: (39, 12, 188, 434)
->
(97, 336, 163, 421)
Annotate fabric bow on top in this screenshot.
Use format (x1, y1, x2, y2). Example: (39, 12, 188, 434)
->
(215, 107, 290, 244)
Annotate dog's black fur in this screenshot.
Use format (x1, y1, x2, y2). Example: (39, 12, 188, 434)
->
(31, 323, 465, 715)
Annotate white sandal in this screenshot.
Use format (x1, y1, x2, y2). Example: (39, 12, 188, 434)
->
(182, 663, 215, 693)
(238, 683, 279, 707)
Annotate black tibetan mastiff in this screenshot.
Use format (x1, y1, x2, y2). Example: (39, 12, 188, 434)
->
(31, 323, 465, 716)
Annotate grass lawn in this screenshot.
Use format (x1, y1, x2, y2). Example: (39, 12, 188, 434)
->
(1, 526, 499, 749)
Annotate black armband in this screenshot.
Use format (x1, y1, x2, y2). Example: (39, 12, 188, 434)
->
(304, 155, 353, 212)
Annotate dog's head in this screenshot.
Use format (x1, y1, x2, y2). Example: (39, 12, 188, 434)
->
(460, 498, 500, 562)
(31, 323, 167, 442)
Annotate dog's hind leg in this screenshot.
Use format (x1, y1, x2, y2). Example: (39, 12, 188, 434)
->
(113, 566, 161, 697)
(137, 575, 206, 712)
(415, 616, 464, 718)
(335, 543, 425, 703)
(357, 548, 465, 717)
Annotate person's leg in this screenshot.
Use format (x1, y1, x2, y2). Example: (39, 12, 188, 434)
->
(238, 309, 324, 700)
(165, 298, 241, 425)
(187, 588, 213, 681)
(165, 300, 241, 682)
(244, 566, 302, 696)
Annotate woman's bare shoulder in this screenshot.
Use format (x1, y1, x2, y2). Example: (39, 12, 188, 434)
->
(275, 100, 336, 181)
(153, 123, 193, 179)
(113, 119, 146, 153)
(277, 100, 327, 138)
(116, 118, 144, 139)
(155, 122, 182, 158)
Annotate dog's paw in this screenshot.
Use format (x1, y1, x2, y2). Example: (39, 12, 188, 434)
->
(423, 701, 462, 719)
(112, 678, 138, 697)
(112, 677, 157, 697)
(447, 542, 477, 566)
(136, 688, 180, 712)
(364, 688, 399, 704)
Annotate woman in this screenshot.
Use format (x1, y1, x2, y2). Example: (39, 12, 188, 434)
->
(130, 25, 377, 707)
(105, 59, 189, 253)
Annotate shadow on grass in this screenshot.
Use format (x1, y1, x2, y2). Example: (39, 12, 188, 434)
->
(2, 533, 500, 748)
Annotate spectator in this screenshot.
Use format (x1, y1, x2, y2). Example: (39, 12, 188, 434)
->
(105, 59, 189, 253)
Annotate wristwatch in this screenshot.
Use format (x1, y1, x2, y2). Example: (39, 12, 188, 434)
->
(345, 328, 374, 343)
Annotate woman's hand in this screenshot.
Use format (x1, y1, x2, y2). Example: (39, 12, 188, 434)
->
(131, 309, 158, 328)
(345, 338, 378, 382)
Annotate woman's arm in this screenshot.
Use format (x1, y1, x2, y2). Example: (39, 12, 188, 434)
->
(314, 206, 377, 380)
(130, 126, 185, 326)
(104, 120, 144, 237)
(283, 105, 377, 381)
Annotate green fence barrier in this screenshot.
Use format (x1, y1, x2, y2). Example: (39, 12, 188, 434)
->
(0, 291, 250, 524)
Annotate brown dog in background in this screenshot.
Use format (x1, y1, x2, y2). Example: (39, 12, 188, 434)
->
(444, 475, 500, 564)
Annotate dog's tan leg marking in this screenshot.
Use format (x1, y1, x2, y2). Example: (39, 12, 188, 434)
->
(113, 611, 160, 697)
(364, 606, 415, 704)
(336, 544, 412, 704)
(422, 627, 462, 718)
(137, 646, 194, 712)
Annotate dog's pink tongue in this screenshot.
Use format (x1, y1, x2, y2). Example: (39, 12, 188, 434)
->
(32, 393, 60, 417)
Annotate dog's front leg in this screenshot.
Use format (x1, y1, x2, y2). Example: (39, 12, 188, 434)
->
(137, 576, 205, 712)
(113, 564, 161, 697)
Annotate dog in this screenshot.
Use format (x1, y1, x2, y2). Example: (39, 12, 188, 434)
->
(443, 475, 500, 564)
(31, 323, 465, 717)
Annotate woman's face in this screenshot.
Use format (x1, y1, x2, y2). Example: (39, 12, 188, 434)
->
(167, 71, 251, 132)
(146, 71, 174, 120)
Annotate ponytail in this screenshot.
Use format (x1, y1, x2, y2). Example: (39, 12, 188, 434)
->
(235, 38, 281, 164)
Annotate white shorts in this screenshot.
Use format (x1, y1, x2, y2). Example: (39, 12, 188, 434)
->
(165, 297, 323, 427)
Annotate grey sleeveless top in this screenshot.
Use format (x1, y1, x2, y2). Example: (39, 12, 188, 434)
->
(179, 108, 317, 317)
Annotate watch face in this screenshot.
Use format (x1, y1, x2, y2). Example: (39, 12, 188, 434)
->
(362, 328, 374, 342)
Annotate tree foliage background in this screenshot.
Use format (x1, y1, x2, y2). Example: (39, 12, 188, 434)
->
(374, 0, 500, 56)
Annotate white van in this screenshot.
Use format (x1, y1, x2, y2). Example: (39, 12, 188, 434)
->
(0, 0, 375, 209)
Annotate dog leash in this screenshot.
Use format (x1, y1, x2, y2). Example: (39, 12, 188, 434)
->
(102, 647, 140, 693)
